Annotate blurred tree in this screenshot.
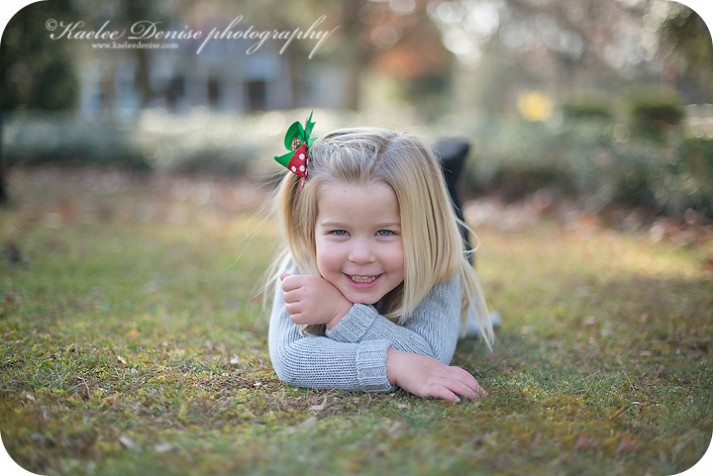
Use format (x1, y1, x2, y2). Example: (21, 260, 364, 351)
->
(0, 114, 5, 204)
(361, 0, 453, 116)
(0, 0, 80, 203)
(659, 4, 713, 97)
(125, 0, 159, 105)
(0, 0, 79, 111)
(429, 0, 711, 116)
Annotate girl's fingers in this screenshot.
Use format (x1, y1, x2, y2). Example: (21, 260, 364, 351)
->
(289, 312, 304, 324)
(436, 377, 477, 400)
(285, 302, 302, 316)
(442, 371, 487, 399)
(452, 366, 478, 385)
(450, 380, 478, 399)
(448, 366, 487, 397)
(280, 275, 303, 292)
(423, 383, 461, 403)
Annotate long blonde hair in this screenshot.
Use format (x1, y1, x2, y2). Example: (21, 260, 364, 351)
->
(271, 127, 493, 348)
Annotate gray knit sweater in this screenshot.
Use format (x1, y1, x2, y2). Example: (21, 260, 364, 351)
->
(268, 264, 462, 392)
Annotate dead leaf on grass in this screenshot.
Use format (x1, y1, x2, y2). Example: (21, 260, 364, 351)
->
(610, 404, 631, 420)
(574, 433, 599, 451)
(386, 421, 403, 436)
(154, 442, 176, 453)
(616, 435, 641, 455)
(310, 396, 328, 412)
(703, 257, 713, 273)
(119, 435, 139, 451)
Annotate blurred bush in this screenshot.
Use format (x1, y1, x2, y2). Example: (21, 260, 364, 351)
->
(463, 108, 713, 218)
(3, 107, 711, 218)
(626, 88, 685, 139)
(561, 96, 612, 122)
(3, 113, 149, 170)
(1, 108, 406, 180)
(2, 111, 264, 177)
(135, 109, 263, 178)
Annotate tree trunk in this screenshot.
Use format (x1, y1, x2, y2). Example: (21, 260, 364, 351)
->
(0, 113, 7, 204)
(341, 0, 367, 110)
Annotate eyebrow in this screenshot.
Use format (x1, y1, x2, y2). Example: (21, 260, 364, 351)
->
(320, 221, 401, 228)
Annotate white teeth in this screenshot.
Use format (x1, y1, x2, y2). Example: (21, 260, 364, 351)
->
(350, 275, 376, 283)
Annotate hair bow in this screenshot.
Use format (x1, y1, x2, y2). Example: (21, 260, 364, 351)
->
(274, 112, 316, 188)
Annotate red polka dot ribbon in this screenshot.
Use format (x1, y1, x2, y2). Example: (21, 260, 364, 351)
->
(274, 112, 316, 189)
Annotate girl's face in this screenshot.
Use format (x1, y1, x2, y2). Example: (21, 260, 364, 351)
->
(314, 182, 404, 305)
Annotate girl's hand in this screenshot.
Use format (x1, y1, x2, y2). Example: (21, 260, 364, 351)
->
(280, 273, 352, 329)
(386, 349, 486, 402)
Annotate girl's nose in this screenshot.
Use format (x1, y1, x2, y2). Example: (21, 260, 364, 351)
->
(348, 240, 375, 264)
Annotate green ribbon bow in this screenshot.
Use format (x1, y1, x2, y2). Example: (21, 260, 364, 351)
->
(274, 112, 316, 187)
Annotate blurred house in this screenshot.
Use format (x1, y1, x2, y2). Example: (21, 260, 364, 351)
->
(77, 19, 347, 119)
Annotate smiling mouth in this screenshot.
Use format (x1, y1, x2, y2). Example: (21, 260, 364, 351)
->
(348, 274, 379, 283)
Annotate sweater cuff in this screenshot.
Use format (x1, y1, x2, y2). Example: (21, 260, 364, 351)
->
(326, 304, 376, 343)
(356, 339, 393, 392)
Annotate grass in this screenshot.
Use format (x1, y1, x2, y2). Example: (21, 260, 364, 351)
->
(1, 167, 712, 476)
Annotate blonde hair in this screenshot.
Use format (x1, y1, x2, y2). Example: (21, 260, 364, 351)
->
(272, 127, 493, 349)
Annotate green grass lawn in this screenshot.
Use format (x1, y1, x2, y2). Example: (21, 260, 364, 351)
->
(1, 168, 711, 476)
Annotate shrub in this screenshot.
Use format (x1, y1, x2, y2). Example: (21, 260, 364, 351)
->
(671, 137, 713, 215)
(461, 116, 713, 218)
(3, 113, 149, 170)
(561, 98, 611, 121)
(2, 111, 261, 176)
(627, 88, 685, 138)
(166, 145, 256, 177)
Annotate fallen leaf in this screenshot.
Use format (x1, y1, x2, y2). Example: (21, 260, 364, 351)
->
(616, 435, 641, 454)
(574, 433, 599, 451)
(610, 404, 631, 420)
(310, 396, 328, 412)
(117, 355, 128, 365)
(119, 435, 139, 451)
(386, 421, 402, 436)
(154, 442, 175, 453)
(704, 257, 713, 273)
(125, 329, 140, 339)
(583, 316, 597, 326)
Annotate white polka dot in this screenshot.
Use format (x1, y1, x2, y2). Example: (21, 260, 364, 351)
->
(290, 166, 297, 172)
(299, 153, 305, 161)
(299, 165, 305, 172)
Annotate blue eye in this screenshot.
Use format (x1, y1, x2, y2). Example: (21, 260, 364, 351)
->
(330, 229, 348, 236)
(376, 230, 396, 237)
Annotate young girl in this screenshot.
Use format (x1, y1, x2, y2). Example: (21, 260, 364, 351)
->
(268, 115, 494, 402)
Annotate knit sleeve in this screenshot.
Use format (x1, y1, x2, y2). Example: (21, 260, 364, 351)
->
(325, 273, 462, 365)
(268, 276, 394, 392)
